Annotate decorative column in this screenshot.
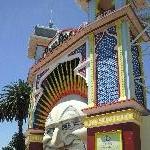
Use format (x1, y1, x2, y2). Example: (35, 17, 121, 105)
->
(116, 19, 136, 100)
(116, 21, 126, 100)
(25, 129, 44, 150)
(87, 0, 97, 106)
(88, 33, 95, 106)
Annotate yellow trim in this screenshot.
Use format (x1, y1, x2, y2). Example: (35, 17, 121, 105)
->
(65, 62, 69, 91)
(116, 21, 126, 100)
(38, 102, 49, 113)
(37, 108, 49, 117)
(74, 59, 77, 91)
(56, 66, 64, 92)
(60, 63, 67, 91)
(48, 72, 59, 97)
(33, 122, 45, 128)
(41, 95, 53, 106)
(45, 79, 56, 100)
(26, 134, 43, 143)
(54, 68, 62, 92)
(89, 33, 95, 107)
(36, 118, 45, 124)
(83, 109, 141, 128)
(52, 71, 61, 95)
(42, 92, 53, 105)
(42, 93, 53, 105)
(69, 60, 73, 90)
(95, 130, 122, 150)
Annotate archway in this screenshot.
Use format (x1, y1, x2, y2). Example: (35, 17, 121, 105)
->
(33, 58, 88, 129)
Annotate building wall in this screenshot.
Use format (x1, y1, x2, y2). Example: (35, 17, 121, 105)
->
(35, 46, 45, 63)
(87, 122, 141, 150)
(141, 115, 150, 150)
(29, 142, 43, 150)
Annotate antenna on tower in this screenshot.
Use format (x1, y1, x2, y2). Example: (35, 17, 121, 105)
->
(49, 9, 54, 28)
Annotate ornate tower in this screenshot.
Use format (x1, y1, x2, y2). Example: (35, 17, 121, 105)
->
(26, 0, 150, 150)
(26, 20, 88, 149)
(76, 0, 150, 150)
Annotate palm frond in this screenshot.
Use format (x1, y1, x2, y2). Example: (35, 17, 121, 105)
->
(0, 79, 31, 122)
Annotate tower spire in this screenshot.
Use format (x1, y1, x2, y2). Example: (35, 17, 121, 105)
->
(49, 9, 54, 28)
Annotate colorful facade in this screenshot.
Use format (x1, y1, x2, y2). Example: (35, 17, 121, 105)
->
(26, 0, 150, 150)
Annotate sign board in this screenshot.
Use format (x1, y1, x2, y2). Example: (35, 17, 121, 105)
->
(95, 130, 122, 150)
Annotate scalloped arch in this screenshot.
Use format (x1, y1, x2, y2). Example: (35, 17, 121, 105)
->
(33, 58, 88, 129)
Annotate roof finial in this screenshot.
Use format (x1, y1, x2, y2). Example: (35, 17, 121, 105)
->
(49, 9, 54, 28)
(49, 20, 53, 28)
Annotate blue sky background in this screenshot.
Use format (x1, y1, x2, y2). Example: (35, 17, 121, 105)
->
(0, 0, 150, 149)
(0, 0, 86, 148)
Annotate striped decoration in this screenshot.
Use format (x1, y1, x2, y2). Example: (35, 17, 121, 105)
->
(33, 58, 88, 129)
(89, 33, 95, 106)
(116, 21, 127, 100)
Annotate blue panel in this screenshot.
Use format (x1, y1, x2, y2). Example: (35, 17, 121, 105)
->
(131, 46, 144, 105)
(95, 27, 119, 105)
(68, 43, 86, 61)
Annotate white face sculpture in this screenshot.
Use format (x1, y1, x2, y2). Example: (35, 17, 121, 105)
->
(43, 95, 88, 150)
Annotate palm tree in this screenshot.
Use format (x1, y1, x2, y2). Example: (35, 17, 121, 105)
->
(2, 146, 14, 150)
(9, 132, 25, 150)
(0, 79, 31, 150)
(2, 132, 25, 150)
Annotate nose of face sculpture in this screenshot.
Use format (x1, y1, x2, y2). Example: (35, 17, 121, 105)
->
(50, 128, 60, 146)
(43, 127, 65, 149)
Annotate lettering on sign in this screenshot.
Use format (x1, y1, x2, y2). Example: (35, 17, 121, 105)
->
(43, 30, 75, 58)
(96, 130, 122, 150)
(97, 9, 115, 20)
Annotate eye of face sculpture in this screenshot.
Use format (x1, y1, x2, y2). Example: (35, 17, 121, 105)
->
(43, 95, 88, 150)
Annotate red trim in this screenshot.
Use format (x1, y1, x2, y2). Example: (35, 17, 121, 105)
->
(29, 142, 43, 150)
(87, 122, 141, 150)
(82, 99, 149, 116)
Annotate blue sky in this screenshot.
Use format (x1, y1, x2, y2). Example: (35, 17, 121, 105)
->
(0, 0, 150, 149)
(0, 0, 86, 148)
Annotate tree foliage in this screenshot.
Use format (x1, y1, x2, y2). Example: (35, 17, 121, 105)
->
(2, 132, 26, 150)
(0, 79, 31, 150)
(2, 146, 14, 150)
(9, 132, 26, 150)
(0, 79, 31, 122)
